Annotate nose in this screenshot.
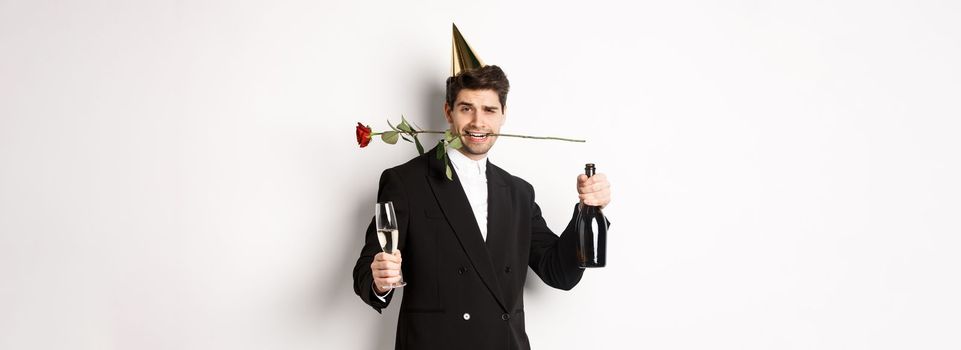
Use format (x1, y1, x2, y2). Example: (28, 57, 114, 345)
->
(467, 111, 483, 129)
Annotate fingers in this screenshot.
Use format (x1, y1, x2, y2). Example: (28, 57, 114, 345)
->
(577, 173, 610, 194)
(374, 276, 402, 291)
(591, 173, 608, 184)
(576, 172, 612, 208)
(577, 173, 607, 184)
(372, 267, 402, 278)
(579, 188, 611, 207)
(371, 251, 403, 288)
(577, 174, 589, 184)
(374, 251, 402, 263)
(371, 256, 402, 270)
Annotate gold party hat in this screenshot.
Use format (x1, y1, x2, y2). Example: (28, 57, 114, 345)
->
(451, 23, 486, 76)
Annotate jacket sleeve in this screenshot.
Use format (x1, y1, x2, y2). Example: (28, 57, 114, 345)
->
(527, 183, 588, 291)
(352, 168, 410, 313)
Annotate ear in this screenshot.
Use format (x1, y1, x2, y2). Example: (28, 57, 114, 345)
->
(444, 102, 453, 124)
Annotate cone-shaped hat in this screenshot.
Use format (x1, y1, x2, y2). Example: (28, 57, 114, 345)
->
(451, 23, 486, 76)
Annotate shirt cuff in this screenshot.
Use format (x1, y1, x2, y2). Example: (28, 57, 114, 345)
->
(372, 283, 392, 302)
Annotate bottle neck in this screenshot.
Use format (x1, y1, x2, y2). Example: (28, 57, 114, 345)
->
(583, 164, 598, 210)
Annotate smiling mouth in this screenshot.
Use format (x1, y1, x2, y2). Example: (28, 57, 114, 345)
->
(463, 131, 491, 140)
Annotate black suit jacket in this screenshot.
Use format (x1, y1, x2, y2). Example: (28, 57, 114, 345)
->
(353, 146, 589, 350)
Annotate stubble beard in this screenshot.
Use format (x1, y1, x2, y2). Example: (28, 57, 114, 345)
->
(459, 135, 497, 158)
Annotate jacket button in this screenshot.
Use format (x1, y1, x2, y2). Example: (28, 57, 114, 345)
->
(501, 313, 511, 321)
(458, 267, 467, 275)
(504, 265, 512, 273)
(463, 313, 471, 320)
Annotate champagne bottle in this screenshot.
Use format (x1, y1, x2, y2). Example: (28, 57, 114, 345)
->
(576, 163, 608, 268)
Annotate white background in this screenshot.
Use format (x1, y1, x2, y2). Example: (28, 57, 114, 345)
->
(2, 0, 959, 349)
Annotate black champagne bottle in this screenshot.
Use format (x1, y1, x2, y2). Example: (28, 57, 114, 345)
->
(576, 163, 608, 268)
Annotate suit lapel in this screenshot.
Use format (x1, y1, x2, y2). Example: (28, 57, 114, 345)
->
(484, 162, 514, 303)
(425, 148, 508, 312)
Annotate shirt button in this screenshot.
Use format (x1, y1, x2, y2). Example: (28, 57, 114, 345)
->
(463, 313, 471, 320)
(501, 313, 511, 321)
(504, 265, 512, 273)
(458, 267, 467, 275)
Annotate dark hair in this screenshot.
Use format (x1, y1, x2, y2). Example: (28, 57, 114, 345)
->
(445, 65, 510, 110)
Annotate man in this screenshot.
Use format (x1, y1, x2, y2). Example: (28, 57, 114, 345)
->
(351, 63, 612, 349)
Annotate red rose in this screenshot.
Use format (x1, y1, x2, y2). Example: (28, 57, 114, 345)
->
(356, 122, 372, 148)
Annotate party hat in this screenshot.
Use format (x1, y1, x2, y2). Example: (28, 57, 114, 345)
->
(451, 23, 486, 76)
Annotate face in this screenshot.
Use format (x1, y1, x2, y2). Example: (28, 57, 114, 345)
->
(444, 89, 505, 160)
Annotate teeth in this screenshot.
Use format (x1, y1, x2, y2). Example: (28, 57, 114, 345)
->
(466, 132, 488, 138)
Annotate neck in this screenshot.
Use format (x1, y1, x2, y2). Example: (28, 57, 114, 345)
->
(456, 147, 487, 161)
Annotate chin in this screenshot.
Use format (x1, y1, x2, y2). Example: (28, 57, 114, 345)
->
(464, 144, 493, 156)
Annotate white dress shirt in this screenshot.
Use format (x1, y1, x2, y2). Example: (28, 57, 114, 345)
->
(445, 147, 489, 242)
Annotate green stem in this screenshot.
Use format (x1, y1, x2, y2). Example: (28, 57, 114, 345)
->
(488, 133, 586, 143)
(374, 130, 584, 142)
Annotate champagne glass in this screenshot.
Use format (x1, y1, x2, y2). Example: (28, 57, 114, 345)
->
(375, 201, 406, 288)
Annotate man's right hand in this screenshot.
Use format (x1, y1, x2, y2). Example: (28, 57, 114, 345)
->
(370, 250, 403, 295)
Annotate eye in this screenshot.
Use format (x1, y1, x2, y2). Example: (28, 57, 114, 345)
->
(460, 106, 472, 112)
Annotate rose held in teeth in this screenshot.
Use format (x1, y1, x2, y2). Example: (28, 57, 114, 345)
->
(444, 89, 505, 160)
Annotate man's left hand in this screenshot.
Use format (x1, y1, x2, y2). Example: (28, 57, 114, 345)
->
(577, 173, 611, 209)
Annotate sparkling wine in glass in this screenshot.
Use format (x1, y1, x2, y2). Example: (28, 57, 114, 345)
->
(375, 201, 406, 288)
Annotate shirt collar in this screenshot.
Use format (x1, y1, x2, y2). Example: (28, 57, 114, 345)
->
(446, 146, 488, 177)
